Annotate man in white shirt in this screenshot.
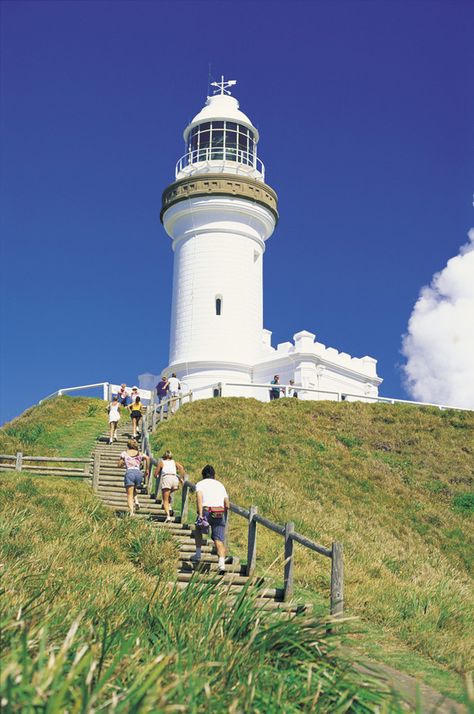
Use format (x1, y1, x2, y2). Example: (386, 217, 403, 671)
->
(191, 464, 229, 572)
(167, 373, 180, 414)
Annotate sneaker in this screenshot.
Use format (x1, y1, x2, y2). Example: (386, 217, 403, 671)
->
(190, 553, 202, 563)
(109, 439, 113, 445)
(134, 500, 140, 511)
(164, 516, 172, 523)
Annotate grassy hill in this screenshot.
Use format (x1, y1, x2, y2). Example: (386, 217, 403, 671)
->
(1, 395, 473, 707)
(1, 396, 409, 711)
(0, 396, 109, 458)
(151, 398, 474, 693)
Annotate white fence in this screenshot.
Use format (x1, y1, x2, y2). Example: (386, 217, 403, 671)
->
(39, 382, 152, 404)
(38, 380, 472, 413)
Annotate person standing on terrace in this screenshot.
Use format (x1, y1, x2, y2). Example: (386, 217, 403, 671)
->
(117, 383, 130, 406)
(269, 375, 281, 400)
(167, 373, 180, 414)
(192, 465, 229, 573)
(156, 375, 169, 409)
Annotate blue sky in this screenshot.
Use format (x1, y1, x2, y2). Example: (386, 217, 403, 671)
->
(1, 0, 473, 424)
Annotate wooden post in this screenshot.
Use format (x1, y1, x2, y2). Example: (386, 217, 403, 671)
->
(181, 476, 189, 523)
(283, 522, 295, 601)
(246, 505, 258, 577)
(92, 452, 100, 491)
(189, 391, 193, 403)
(225, 507, 231, 547)
(160, 404, 164, 423)
(15, 452, 23, 472)
(330, 542, 344, 617)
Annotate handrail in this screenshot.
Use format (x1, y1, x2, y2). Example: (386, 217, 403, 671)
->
(1, 451, 91, 476)
(39, 382, 111, 403)
(179, 474, 343, 616)
(39, 382, 153, 405)
(175, 148, 265, 180)
(214, 381, 472, 412)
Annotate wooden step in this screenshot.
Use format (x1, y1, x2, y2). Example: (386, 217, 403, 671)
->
(172, 580, 282, 599)
(178, 561, 244, 575)
(176, 572, 261, 586)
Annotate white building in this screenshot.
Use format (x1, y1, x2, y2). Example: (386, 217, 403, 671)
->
(140, 78, 382, 401)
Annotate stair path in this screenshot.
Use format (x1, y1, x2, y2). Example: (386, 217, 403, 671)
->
(91, 430, 308, 614)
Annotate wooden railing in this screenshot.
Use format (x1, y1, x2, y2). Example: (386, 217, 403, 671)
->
(178, 474, 344, 617)
(0, 453, 91, 478)
(138, 390, 343, 615)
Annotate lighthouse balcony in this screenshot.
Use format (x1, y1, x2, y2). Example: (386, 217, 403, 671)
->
(176, 148, 265, 182)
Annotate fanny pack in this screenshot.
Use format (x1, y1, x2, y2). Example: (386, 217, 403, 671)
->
(207, 507, 225, 520)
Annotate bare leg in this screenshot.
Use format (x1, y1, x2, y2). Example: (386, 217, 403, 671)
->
(214, 538, 226, 572)
(109, 422, 114, 443)
(131, 416, 137, 437)
(214, 539, 226, 558)
(162, 489, 171, 518)
(126, 486, 135, 515)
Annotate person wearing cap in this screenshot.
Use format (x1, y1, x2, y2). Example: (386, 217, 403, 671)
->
(191, 465, 229, 573)
(269, 375, 281, 401)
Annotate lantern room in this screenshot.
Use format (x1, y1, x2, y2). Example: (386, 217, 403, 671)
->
(175, 77, 265, 181)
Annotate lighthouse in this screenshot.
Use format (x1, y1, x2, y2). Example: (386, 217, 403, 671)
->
(160, 77, 278, 392)
(142, 78, 383, 401)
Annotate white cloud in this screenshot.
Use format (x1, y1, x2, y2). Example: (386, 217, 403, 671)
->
(401, 229, 474, 409)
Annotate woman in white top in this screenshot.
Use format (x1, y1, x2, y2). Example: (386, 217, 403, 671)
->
(156, 450, 184, 522)
(107, 396, 121, 444)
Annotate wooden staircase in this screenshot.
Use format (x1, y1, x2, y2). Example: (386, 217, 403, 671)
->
(91, 430, 309, 613)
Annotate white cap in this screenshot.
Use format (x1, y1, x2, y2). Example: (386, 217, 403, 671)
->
(184, 94, 259, 142)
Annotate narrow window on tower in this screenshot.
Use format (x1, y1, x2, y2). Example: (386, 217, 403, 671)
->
(215, 295, 222, 316)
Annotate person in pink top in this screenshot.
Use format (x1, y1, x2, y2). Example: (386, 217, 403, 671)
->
(118, 439, 150, 516)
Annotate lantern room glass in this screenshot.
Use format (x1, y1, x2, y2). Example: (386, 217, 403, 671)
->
(187, 121, 256, 166)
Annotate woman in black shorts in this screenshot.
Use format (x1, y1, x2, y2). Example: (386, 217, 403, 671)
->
(128, 395, 143, 439)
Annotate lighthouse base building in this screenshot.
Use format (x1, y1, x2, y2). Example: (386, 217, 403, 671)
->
(140, 80, 382, 402)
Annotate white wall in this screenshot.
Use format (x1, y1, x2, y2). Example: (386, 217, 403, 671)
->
(163, 196, 275, 368)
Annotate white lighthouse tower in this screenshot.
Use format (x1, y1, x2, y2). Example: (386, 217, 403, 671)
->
(145, 78, 383, 402)
(160, 77, 278, 394)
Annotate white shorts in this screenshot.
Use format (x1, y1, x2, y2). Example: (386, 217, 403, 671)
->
(109, 416, 120, 424)
(161, 474, 179, 491)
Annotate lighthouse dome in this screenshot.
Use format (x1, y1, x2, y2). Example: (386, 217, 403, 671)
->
(175, 80, 265, 182)
(184, 94, 259, 142)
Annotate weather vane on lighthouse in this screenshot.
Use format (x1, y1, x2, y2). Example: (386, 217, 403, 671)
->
(210, 75, 237, 96)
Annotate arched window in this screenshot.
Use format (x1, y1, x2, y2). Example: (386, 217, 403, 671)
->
(215, 296, 222, 316)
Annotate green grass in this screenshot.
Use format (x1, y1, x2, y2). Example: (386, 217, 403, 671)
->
(0, 474, 401, 712)
(2, 395, 473, 707)
(0, 396, 110, 458)
(151, 398, 474, 698)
